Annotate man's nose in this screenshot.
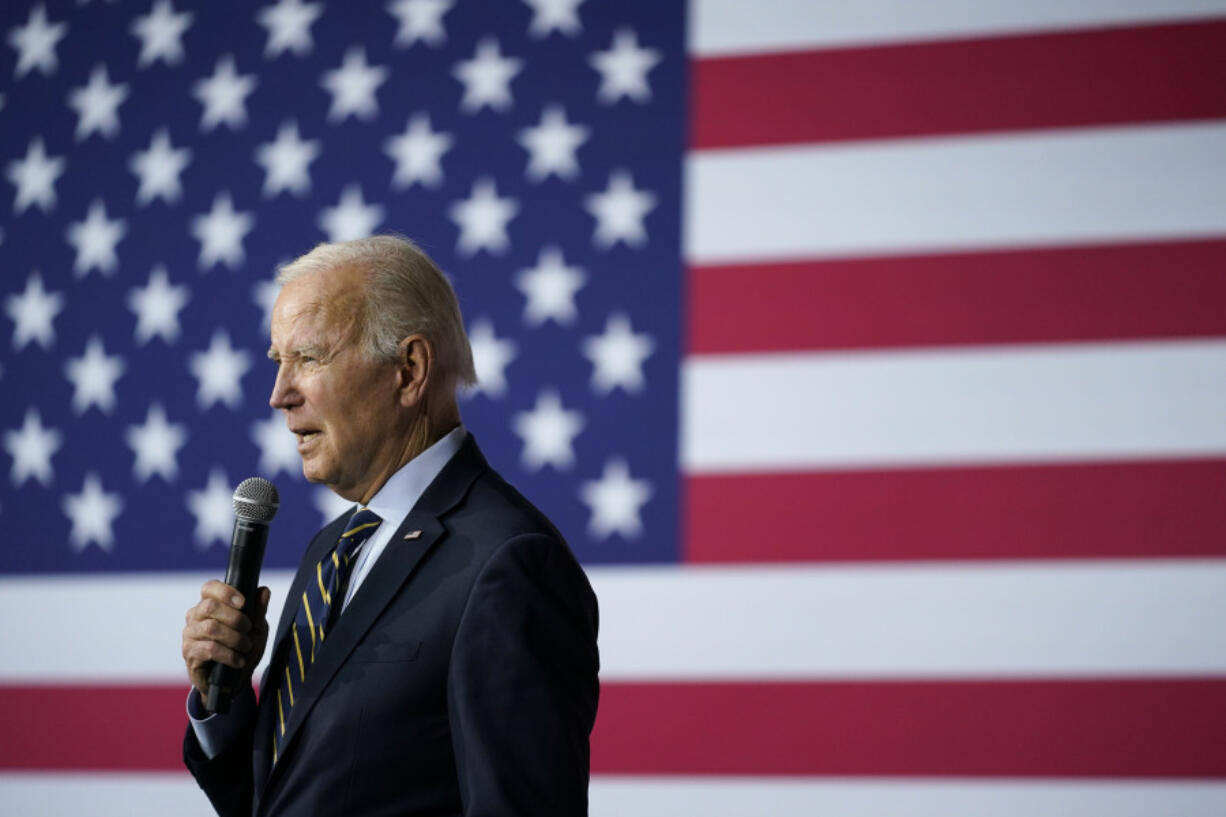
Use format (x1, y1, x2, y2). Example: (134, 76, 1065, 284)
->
(269, 366, 299, 409)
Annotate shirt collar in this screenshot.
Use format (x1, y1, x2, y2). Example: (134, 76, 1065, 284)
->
(361, 424, 467, 524)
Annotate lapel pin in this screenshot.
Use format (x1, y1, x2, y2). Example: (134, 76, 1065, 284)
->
(403, 530, 422, 540)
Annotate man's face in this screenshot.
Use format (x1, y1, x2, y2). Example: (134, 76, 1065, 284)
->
(267, 265, 404, 502)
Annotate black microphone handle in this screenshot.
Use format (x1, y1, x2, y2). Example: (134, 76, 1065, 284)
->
(204, 518, 269, 713)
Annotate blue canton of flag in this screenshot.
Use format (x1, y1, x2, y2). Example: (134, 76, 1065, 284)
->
(0, 0, 685, 575)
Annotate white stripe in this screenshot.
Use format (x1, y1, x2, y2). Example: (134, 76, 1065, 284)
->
(3, 773, 1224, 817)
(0, 773, 216, 817)
(592, 776, 1226, 817)
(3, 560, 1224, 680)
(682, 340, 1226, 472)
(691, 0, 1226, 55)
(685, 121, 1226, 265)
(592, 560, 1226, 678)
(0, 571, 297, 684)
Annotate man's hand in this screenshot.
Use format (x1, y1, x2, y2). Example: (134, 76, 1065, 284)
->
(182, 580, 272, 698)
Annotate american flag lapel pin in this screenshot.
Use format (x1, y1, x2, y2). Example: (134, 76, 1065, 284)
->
(403, 530, 422, 540)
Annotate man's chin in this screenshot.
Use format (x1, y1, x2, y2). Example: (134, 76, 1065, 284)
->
(299, 458, 327, 485)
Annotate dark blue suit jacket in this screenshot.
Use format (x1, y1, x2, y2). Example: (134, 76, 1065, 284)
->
(184, 435, 600, 816)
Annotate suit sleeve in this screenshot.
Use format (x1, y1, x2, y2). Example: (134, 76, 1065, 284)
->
(447, 532, 600, 817)
(183, 685, 257, 817)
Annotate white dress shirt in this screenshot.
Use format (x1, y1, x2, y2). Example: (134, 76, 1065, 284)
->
(188, 426, 467, 758)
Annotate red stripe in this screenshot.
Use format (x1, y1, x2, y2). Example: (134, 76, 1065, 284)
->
(7, 679, 1226, 777)
(593, 679, 1226, 777)
(692, 21, 1226, 149)
(0, 684, 188, 771)
(687, 240, 1226, 355)
(685, 459, 1226, 563)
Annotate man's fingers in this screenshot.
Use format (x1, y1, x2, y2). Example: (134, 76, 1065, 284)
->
(184, 636, 247, 671)
(187, 618, 253, 653)
(200, 579, 245, 609)
(189, 593, 251, 633)
(183, 582, 265, 693)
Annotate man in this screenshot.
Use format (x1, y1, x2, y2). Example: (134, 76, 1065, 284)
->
(180, 235, 600, 816)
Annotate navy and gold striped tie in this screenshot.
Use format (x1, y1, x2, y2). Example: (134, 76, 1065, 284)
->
(272, 506, 381, 763)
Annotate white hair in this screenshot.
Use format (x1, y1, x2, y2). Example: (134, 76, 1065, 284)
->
(276, 235, 477, 387)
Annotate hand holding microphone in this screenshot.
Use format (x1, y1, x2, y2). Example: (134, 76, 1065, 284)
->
(181, 477, 279, 713)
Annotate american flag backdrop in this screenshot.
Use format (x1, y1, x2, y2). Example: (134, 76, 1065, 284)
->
(2, 0, 1226, 814)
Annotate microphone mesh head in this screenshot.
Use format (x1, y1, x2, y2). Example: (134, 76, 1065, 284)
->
(233, 477, 280, 522)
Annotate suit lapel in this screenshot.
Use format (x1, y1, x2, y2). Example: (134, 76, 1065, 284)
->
(258, 434, 489, 797)
(269, 513, 445, 765)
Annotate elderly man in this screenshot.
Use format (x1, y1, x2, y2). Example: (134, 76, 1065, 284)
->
(180, 235, 600, 817)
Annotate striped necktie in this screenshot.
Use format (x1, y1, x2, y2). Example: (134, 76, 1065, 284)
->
(272, 506, 382, 764)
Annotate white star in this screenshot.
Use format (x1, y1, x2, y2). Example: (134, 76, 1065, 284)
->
(194, 54, 257, 131)
(191, 191, 254, 270)
(67, 64, 128, 140)
(251, 410, 300, 477)
(64, 335, 125, 415)
(127, 264, 189, 344)
(8, 4, 67, 79)
(186, 468, 234, 549)
(189, 330, 251, 410)
(452, 37, 522, 113)
(582, 312, 654, 394)
(314, 485, 353, 524)
(320, 46, 387, 122)
(7, 137, 66, 214)
(387, 0, 452, 47)
(131, 0, 193, 68)
(126, 403, 188, 482)
(257, 0, 322, 58)
(517, 103, 589, 182)
(449, 177, 518, 256)
(255, 120, 320, 197)
(515, 245, 585, 326)
(5, 271, 64, 351)
(589, 27, 661, 104)
(524, 0, 584, 38)
(513, 389, 584, 471)
(66, 199, 126, 277)
(580, 458, 652, 539)
(128, 129, 191, 206)
(585, 169, 656, 248)
(253, 277, 280, 333)
(465, 319, 516, 398)
(4, 407, 62, 487)
(62, 473, 124, 553)
(318, 184, 384, 242)
(384, 112, 452, 189)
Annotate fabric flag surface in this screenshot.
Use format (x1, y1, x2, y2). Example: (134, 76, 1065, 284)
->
(2, 0, 1225, 814)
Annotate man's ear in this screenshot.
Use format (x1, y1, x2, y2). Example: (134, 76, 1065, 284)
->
(396, 334, 433, 407)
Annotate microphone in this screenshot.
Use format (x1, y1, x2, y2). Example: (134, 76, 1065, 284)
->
(205, 476, 280, 714)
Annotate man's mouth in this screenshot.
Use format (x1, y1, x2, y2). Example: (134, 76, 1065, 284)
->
(291, 428, 320, 445)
